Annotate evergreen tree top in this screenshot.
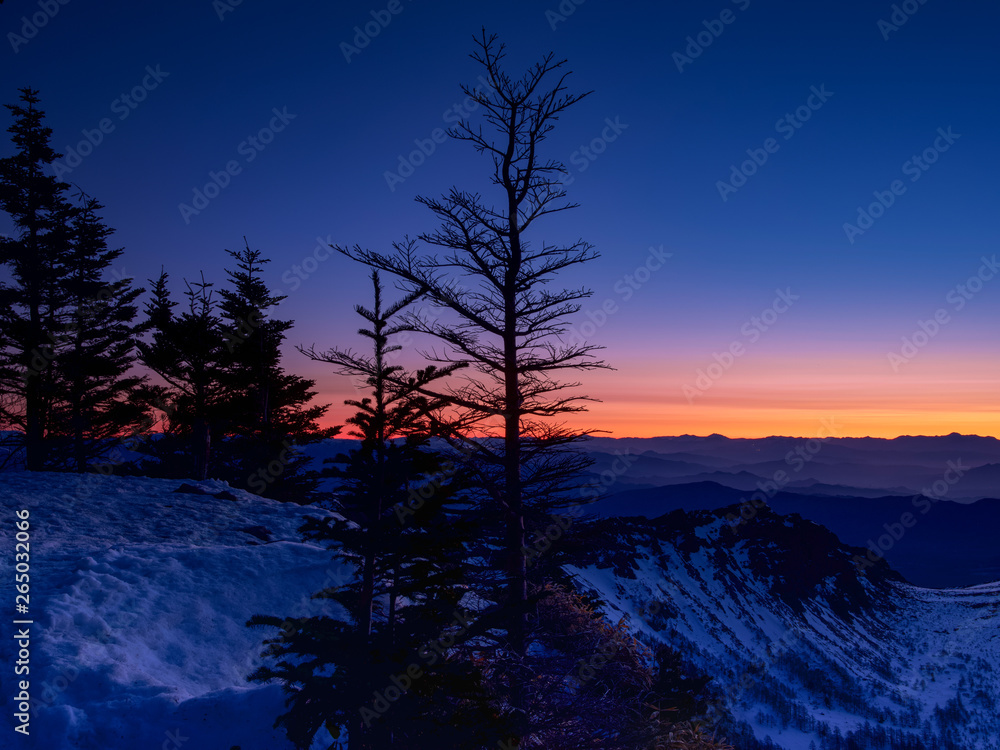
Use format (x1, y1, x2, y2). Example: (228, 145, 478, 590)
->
(3, 87, 61, 164)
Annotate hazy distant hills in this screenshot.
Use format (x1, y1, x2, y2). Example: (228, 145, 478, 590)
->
(579, 432, 1000, 588)
(583, 432, 1000, 468)
(588, 481, 1000, 588)
(949, 461, 1000, 498)
(581, 432, 1000, 501)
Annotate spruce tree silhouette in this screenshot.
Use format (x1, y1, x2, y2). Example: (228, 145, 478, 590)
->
(0, 88, 78, 469)
(137, 270, 226, 480)
(0, 90, 149, 471)
(250, 272, 501, 749)
(215, 239, 335, 501)
(46, 193, 150, 472)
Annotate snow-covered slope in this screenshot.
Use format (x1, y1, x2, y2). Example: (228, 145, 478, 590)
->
(569, 507, 1000, 749)
(2, 471, 997, 750)
(0, 471, 344, 750)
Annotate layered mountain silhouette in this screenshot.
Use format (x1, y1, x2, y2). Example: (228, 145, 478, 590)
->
(580, 433, 1000, 588)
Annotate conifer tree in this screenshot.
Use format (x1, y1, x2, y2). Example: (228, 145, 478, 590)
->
(215, 239, 334, 501)
(45, 194, 150, 472)
(1, 90, 151, 472)
(136, 270, 226, 480)
(250, 272, 500, 749)
(0, 87, 76, 469)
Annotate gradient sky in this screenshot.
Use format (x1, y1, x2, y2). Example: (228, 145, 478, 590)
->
(2, 0, 998, 438)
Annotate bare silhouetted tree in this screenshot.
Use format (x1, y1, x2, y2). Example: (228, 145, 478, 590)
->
(338, 30, 608, 741)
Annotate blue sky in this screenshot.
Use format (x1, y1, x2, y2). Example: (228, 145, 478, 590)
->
(3, 0, 998, 436)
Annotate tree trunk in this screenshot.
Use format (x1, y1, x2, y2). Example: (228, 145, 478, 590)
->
(25, 364, 44, 470)
(25, 222, 45, 471)
(73, 318, 86, 473)
(193, 416, 210, 480)
(351, 340, 387, 750)
(73, 409, 86, 473)
(504, 228, 528, 737)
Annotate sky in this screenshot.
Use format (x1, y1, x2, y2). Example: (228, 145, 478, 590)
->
(2, 0, 998, 439)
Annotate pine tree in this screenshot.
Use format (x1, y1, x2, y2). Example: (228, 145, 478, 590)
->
(0, 87, 76, 469)
(136, 270, 226, 480)
(250, 272, 499, 749)
(215, 239, 334, 501)
(45, 194, 150, 472)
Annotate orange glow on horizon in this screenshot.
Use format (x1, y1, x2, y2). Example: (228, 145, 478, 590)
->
(309, 352, 1000, 440)
(315, 393, 1000, 440)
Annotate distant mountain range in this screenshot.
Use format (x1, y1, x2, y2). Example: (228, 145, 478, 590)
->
(577, 434, 1000, 589)
(581, 432, 1000, 500)
(587, 481, 1000, 589)
(294, 433, 1000, 587)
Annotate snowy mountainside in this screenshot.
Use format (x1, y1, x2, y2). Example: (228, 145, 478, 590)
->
(568, 506, 1000, 750)
(1, 471, 997, 749)
(0, 471, 343, 750)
